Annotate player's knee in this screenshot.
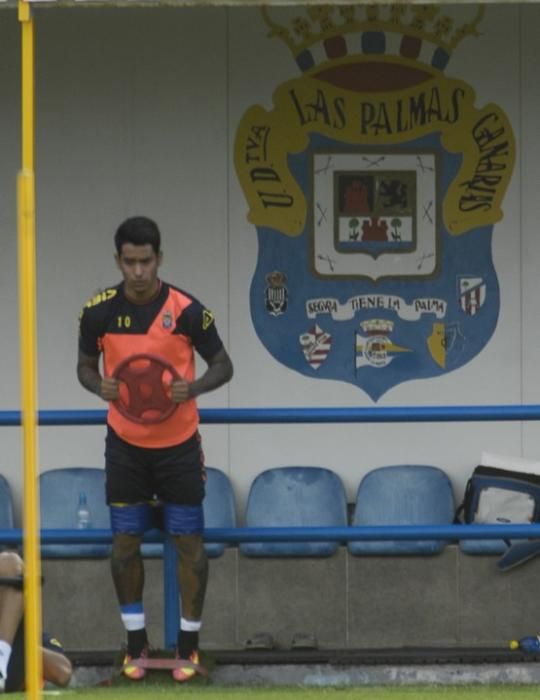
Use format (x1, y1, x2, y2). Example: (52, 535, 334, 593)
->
(111, 533, 143, 572)
(171, 533, 207, 569)
(56, 665, 73, 688)
(47, 654, 73, 688)
(0, 550, 24, 578)
(164, 503, 204, 535)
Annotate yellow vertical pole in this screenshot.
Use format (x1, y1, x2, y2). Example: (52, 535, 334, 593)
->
(17, 1, 42, 699)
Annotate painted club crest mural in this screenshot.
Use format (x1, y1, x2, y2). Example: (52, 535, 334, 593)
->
(235, 5, 515, 401)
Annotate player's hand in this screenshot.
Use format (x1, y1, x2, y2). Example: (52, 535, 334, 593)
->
(170, 378, 192, 404)
(100, 377, 120, 401)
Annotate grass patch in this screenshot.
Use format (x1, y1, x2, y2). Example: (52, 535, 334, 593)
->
(13, 684, 540, 700)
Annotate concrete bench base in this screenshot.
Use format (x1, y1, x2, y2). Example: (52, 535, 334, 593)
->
(41, 545, 540, 652)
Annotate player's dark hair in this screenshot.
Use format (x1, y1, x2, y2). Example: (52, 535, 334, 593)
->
(115, 216, 161, 255)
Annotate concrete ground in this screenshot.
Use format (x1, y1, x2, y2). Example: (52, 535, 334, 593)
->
(68, 649, 540, 688)
(70, 662, 540, 687)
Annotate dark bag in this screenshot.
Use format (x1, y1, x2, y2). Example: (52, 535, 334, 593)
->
(458, 465, 540, 525)
(457, 464, 540, 571)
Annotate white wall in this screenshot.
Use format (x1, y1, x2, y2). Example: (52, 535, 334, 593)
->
(0, 4, 537, 523)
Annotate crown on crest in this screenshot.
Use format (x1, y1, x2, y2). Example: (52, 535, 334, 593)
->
(262, 4, 484, 75)
(361, 319, 394, 335)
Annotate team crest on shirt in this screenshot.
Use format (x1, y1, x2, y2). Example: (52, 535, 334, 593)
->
(162, 310, 174, 329)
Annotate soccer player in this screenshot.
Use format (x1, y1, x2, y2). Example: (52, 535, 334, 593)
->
(0, 551, 72, 692)
(77, 216, 233, 682)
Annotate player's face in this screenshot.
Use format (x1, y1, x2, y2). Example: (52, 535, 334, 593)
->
(116, 243, 162, 301)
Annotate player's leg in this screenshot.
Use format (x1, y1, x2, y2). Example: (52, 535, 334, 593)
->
(110, 527, 148, 679)
(41, 645, 73, 688)
(0, 553, 73, 692)
(0, 551, 24, 643)
(156, 431, 207, 682)
(167, 521, 208, 682)
(171, 530, 208, 650)
(105, 428, 154, 679)
(0, 551, 24, 689)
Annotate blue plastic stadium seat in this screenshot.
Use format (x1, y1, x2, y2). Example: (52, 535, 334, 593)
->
(0, 475, 15, 553)
(348, 464, 455, 556)
(239, 466, 348, 557)
(139, 466, 237, 558)
(459, 537, 508, 555)
(0, 475, 14, 532)
(458, 530, 508, 555)
(203, 467, 237, 558)
(39, 467, 111, 558)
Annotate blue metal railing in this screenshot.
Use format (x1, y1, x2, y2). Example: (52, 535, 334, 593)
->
(0, 523, 539, 545)
(1, 404, 540, 425)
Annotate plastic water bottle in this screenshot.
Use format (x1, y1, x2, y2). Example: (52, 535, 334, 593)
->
(510, 635, 540, 653)
(76, 492, 91, 529)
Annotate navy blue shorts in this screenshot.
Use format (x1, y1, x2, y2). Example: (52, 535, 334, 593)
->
(104, 427, 206, 506)
(6, 622, 64, 693)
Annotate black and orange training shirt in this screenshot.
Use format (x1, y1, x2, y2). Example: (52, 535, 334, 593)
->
(78, 281, 223, 448)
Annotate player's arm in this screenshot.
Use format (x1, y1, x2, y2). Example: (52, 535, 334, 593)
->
(195, 346, 234, 397)
(171, 347, 233, 404)
(77, 349, 119, 401)
(189, 346, 233, 399)
(77, 300, 120, 401)
(42, 646, 73, 688)
(171, 300, 233, 403)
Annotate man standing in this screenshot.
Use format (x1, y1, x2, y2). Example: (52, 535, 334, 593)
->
(77, 216, 233, 682)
